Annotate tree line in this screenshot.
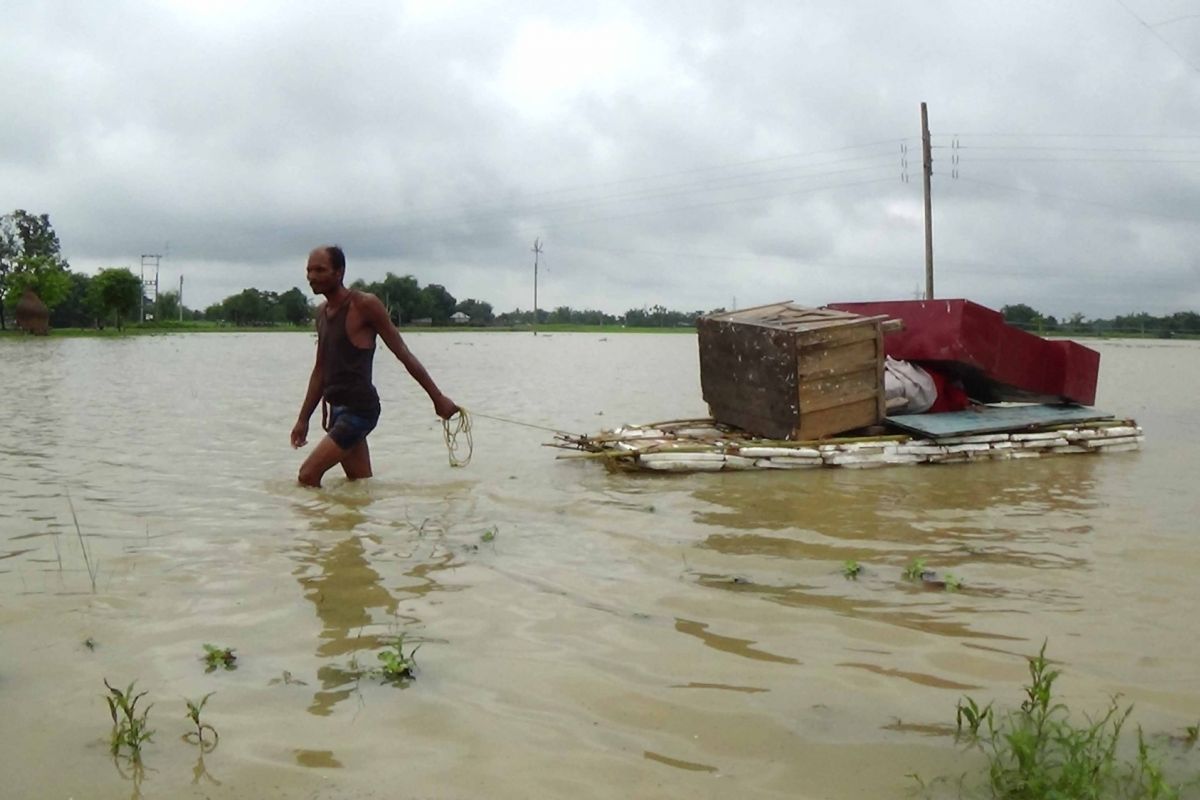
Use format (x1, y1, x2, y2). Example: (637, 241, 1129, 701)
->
(6, 209, 1198, 336)
(1001, 304, 1200, 338)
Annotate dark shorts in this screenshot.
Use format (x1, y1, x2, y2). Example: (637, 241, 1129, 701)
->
(326, 405, 380, 450)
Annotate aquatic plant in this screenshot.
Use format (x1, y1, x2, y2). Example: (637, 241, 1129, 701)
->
(842, 560, 863, 580)
(201, 644, 237, 672)
(67, 490, 98, 592)
(902, 557, 928, 582)
(949, 642, 1188, 799)
(943, 573, 963, 592)
(376, 634, 420, 683)
(104, 679, 153, 759)
(956, 695, 993, 738)
(481, 526, 497, 543)
(184, 692, 218, 746)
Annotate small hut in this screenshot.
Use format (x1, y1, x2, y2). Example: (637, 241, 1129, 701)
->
(15, 288, 50, 336)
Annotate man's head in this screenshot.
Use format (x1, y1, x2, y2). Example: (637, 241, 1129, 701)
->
(306, 245, 346, 295)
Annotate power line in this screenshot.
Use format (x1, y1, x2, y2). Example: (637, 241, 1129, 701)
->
(1112, 0, 1200, 73)
(1151, 12, 1200, 27)
(540, 175, 898, 233)
(365, 137, 914, 224)
(933, 132, 1200, 139)
(935, 144, 1200, 154)
(949, 155, 1200, 165)
(949, 176, 1199, 224)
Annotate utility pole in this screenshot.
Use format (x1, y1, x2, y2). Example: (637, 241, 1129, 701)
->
(178, 275, 184, 322)
(921, 102, 934, 300)
(531, 237, 542, 336)
(140, 254, 161, 322)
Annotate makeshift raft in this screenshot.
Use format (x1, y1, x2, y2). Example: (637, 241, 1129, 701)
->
(551, 414, 1143, 473)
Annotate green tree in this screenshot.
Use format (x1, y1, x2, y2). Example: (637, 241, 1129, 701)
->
(0, 209, 70, 330)
(415, 284, 457, 325)
(2, 254, 72, 314)
(220, 288, 278, 324)
(154, 290, 181, 322)
(278, 287, 312, 325)
(89, 268, 142, 329)
(49, 271, 99, 328)
(455, 298, 494, 325)
(1000, 303, 1044, 330)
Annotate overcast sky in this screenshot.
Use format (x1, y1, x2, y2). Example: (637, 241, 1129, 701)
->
(4, 0, 1199, 318)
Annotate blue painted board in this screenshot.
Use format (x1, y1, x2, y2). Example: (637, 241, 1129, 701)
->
(886, 405, 1115, 439)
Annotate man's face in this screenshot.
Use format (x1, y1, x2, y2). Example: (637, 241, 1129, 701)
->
(306, 250, 341, 294)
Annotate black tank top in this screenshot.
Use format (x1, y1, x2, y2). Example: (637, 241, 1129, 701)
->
(318, 293, 380, 411)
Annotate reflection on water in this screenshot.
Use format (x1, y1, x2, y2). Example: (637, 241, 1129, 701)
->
(673, 618, 799, 664)
(293, 749, 343, 768)
(680, 454, 1105, 646)
(2, 335, 1198, 799)
(290, 484, 468, 716)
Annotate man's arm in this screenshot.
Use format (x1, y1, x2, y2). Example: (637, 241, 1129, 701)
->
(291, 317, 324, 448)
(362, 294, 458, 419)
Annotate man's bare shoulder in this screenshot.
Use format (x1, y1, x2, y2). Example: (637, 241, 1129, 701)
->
(350, 290, 385, 309)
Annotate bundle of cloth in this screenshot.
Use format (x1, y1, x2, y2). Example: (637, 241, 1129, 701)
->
(883, 357, 971, 414)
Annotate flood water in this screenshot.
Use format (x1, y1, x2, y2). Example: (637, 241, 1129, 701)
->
(1, 332, 1198, 799)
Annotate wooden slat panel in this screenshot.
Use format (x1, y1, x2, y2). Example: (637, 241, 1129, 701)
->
(798, 385, 881, 414)
(698, 317, 798, 439)
(797, 396, 881, 439)
(698, 306, 885, 440)
(797, 323, 879, 348)
(797, 338, 879, 376)
(798, 369, 879, 406)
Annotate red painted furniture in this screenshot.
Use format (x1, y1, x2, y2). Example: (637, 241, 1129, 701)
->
(825, 299, 1099, 406)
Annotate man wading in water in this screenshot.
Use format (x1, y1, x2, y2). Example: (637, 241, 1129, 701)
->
(291, 245, 458, 487)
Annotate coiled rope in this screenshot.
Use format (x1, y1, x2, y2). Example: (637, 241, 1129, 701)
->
(441, 408, 576, 468)
(442, 407, 474, 467)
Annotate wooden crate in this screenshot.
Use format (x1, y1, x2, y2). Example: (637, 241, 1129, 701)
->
(697, 302, 886, 440)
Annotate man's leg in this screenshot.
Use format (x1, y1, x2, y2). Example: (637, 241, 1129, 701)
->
(298, 435, 348, 487)
(340, 438, 373, 480)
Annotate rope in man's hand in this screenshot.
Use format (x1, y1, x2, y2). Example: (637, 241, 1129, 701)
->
(442, 407, 473, 467)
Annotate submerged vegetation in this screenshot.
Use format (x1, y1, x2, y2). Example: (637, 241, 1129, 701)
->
(935, 643, 1195, 799)
(184, 692, 219, 746)
(375, 634, 421, 683)
(104, 680, 153, 759)
(903, 557, 929, 582)
(201, 644, 237, 672)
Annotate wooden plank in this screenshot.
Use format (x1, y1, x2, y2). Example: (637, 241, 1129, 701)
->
(798, 369, 879, 407)
(798, 386, 881, 414)
(796, 323, 879, 348)
(797, 338, 879, 375)
(698, 317, 799, 438)
(797, 396, 880, 439)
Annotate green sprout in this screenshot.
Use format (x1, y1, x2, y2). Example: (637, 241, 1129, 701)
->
(376, 634, 421, 683)
(184, 692, 218, 746)
(202, 644, 237, 672)
(902, 557, 927, 582)
(956, 695, 993, 738)
(104, 679, 154, 759)
(842, 560, 863, 580)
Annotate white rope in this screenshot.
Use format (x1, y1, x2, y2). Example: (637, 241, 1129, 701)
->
(442, 407, 473, 467)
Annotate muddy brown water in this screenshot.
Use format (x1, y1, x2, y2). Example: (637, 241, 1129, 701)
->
(1, 333, 1198, 799)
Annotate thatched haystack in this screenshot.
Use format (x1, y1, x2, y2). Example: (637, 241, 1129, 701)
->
(15, 288, 50, 335)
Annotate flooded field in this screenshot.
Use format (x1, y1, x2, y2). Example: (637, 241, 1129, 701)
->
(1, 332, 1198, 798)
